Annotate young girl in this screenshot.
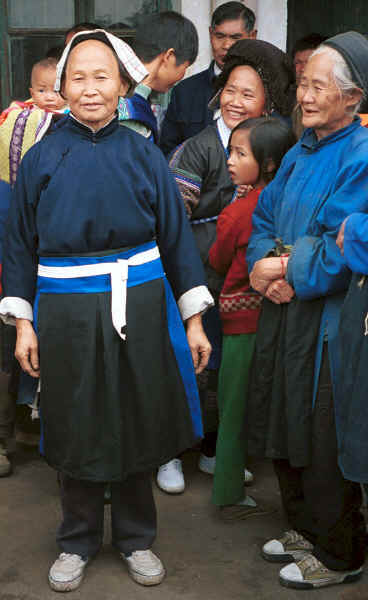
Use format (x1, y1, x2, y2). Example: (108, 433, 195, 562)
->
(209, 117, 295, 519)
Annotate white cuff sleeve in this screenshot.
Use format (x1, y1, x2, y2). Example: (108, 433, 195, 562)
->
(178, 286, 214, 321)
(0, 297, 33, 325)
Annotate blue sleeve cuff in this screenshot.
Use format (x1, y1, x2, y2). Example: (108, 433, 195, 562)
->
(246, 238, 276, 273)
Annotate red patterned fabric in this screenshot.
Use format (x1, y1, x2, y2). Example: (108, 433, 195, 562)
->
(209, 188, 262, 335)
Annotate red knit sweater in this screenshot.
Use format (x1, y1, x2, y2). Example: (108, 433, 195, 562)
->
(209, 188, 262, 335)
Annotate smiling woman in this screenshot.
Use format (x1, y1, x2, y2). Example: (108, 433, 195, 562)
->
(0, 28, 213, 592)
(170, 38, 294, 296)
(220, 65, 266, 130)
(297, 45, 364, 139)
(167, 37, 294, 496)
(62, 40, 129, 131)
(245, 30, 368, 592)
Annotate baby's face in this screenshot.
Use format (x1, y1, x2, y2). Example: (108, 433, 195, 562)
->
(30, 67, 66, 111)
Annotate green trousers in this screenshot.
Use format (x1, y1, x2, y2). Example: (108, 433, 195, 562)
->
(212, 333, 255, 506)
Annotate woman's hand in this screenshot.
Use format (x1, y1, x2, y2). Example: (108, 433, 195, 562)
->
(264, 279, 295, 304)
(336, 218, 348, 254)
(15, 318, 40, 378)
(185, 313, 212, 374)
(249, 257, 286, 295)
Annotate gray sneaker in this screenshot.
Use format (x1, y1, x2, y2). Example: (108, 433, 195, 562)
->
(0, 441, 11, 477)
(48, 553, 88, 592)
(279, 553, 363, 590)
(122, 550, 165, 586)
(262, 530, 313, 563)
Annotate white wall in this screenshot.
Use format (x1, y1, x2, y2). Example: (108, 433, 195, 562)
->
(256, 0, 287, 50)
(213, 0, 257, 13)
(181, 0, 212, 76)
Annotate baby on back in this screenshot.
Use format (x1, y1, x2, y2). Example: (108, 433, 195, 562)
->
(0, 57, 68, 185)
(29, 57, 67, 112)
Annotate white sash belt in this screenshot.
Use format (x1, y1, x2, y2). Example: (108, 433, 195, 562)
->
(37, 246, 160, 340)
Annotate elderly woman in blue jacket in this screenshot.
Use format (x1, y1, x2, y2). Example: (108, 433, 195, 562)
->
(246, 32, 368, 591)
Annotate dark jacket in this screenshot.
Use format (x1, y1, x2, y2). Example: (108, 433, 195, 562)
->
(169, 124, 235, 294)
(159, 63, 216, 156)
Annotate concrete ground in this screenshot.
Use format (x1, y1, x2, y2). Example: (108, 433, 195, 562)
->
(0, 368, 367, 600)
(1, 447, 367, 600)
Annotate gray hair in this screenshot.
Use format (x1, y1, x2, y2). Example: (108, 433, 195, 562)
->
(311, 45, 364, 115)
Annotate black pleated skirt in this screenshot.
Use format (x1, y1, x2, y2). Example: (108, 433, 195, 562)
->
(37, 276, 201, 482)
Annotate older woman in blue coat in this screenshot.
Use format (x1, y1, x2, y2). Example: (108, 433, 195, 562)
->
(246, 32, 368, 591)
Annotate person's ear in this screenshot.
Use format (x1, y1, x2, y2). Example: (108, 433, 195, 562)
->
(250, 29, 257, 39)
(60, 81, 67, 101)
(347, 87, 363, 111)
(163, 48, 176, 66)
(264, 158, 276, 174)
(29, 87, 33, 97)
(118, 79, 130, 98)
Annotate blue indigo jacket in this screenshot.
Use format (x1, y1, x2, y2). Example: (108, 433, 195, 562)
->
(247, 117, 368, 434)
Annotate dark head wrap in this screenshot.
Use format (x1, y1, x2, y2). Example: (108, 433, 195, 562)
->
(323, 31, 368, 112)
(210, 39, 295, 117)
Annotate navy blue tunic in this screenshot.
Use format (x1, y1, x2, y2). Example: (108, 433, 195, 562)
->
(3, 115, 206, 303)
(2, 115, 209, 481)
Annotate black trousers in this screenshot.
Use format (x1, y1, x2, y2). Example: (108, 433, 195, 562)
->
(0, 389, 15, 441)
(273, 345, 366, 571)
(57, 471, 156, 558)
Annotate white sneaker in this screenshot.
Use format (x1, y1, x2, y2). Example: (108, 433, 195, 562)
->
(198, 453, 216, 474)
(198, 454, 254, 483)
(243, 467, 254, 484)
(122, 550, 165, 586)
(279, 554, 363, 589)
(156, 459, 185, 494)
(262, 530, 313, 563)
(48, 553, 88, 592)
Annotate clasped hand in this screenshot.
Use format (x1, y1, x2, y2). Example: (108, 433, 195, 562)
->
(249, 257, 295, 305)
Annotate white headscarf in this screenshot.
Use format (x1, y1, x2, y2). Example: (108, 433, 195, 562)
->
(55, 29, 148, 92)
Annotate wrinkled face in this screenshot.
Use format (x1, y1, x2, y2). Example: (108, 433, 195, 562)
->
(209, 18, 255, 69)
(220, 65, 266, 130)
(297, 52, 357, 139)
(30, 66, 66, 111)
(294, 48, 314, 85)
(63, 40, 129, 131)
(227, 128, 259, 186)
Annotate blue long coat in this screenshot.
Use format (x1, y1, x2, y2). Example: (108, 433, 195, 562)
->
(246, 117, 368, 447)
(336, 212, 368, 482)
